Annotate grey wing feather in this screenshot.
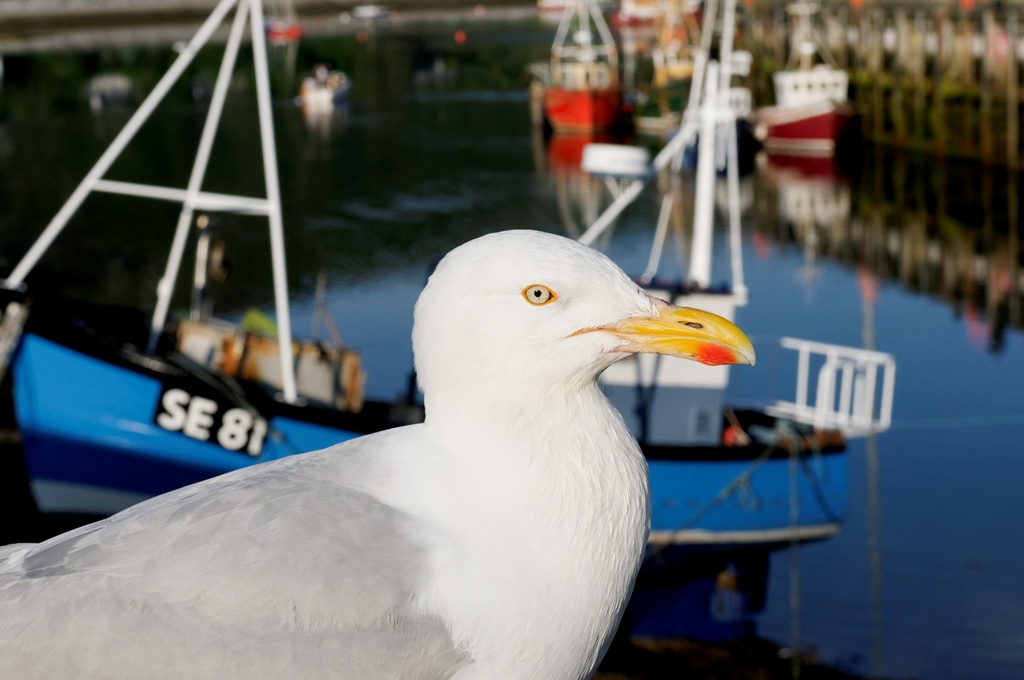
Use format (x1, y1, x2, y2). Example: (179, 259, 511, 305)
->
(0, 435, 470, 680)
(0, 544, 30, 561)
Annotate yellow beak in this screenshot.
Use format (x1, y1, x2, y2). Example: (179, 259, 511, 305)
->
(596, 302, 756, 367)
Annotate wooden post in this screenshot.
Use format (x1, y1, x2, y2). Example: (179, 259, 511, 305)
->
(980, 8, 994, 164)
(1008, 9, 1020, 170)
(776, 3, 787, 76)
(837, 7, 849, 70)
(935, 10, 947, 159)
(913, 10, 927, 149)
(961, 14, 976, 158)
(871, 8, 885, 141)
(849, 7, 864, 134)
(892, 9, 907, 146)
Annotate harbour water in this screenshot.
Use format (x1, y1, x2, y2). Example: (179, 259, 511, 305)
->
(1, 10, 1023, 679)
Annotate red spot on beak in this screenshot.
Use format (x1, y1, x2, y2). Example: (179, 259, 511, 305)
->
(697, 343, 739, 366)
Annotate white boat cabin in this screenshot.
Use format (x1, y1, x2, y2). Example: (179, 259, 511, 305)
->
(773, 67, 849, 108)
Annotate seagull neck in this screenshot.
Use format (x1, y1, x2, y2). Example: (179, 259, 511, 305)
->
(424, 377, 612, 444)
(421, 378, 648, 501)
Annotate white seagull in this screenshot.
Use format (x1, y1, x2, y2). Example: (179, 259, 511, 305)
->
(0, 230, 754, 680)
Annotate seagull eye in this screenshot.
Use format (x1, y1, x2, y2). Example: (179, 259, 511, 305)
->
(522, 284, 557, 306)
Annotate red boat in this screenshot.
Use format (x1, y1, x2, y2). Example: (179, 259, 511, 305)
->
(755, 4, 855, 156)
(542, 0, 627, 133)
(544, 84, 624, 133)
(264, 18, 302, 43)
(757, 96, 855, 155)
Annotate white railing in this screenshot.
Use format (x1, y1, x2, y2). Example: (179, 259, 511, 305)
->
(766, 337, 896, 437)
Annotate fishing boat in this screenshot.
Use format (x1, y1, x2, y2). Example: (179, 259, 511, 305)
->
(631, 0, 702, 135)
(583, 156, 852, 639)
(541, 0, 627, 133)
(264, 0, 302, 43)
(754, 2, 856, 155)
(636, 0, 759, 177)
(347, 5, 391, 23)
(85, 73, 135, 111)
(537, 0, 615, 20)
(297, 65, 352, 109)
(574, 37, 894, 638)
(0, 0, 421, 524)
(610, 0, 663, 28)
(264, 18, 302, 43)
(588, 142, 851, 551)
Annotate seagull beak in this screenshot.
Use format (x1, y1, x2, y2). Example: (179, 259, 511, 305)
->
(597, 300, 756, 367)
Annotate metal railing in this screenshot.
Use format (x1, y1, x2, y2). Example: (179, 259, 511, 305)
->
(767, 337, 896, 437)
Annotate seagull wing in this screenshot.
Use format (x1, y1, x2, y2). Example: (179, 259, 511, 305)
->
(0, 428, 469, 680)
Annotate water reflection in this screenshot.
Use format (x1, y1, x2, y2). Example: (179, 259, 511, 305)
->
(756, 146, 1024, 355)
(743, 148, 1024, 679)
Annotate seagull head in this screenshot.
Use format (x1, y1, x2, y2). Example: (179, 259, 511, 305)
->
(413, 230, 754, 413)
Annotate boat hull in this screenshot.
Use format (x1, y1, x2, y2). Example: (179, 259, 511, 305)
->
(629, 427, 847, 641)
(543, 86, 625, 133)
(618, 434, 846, 642)
(757, 100, 856, 155)
(10, 331, 409, 516)
(644, 429, 847, 546)
(265, 20, 302, 44)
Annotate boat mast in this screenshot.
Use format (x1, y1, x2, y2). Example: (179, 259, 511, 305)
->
(150, 0, 253, 353)
(786, 2, 838, 70)
(249, 0, 298, 405)
(550, 0, 618, 87)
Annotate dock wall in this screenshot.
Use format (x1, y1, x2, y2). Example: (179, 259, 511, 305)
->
(743, 1, 1024, 168)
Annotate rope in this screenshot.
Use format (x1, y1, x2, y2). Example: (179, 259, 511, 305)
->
(644, 441, 781, 565)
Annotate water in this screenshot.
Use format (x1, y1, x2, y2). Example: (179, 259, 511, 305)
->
(2, 13, 1024, 680)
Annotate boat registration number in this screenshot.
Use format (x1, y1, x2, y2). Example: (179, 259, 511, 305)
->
(154, 387, 268, 456)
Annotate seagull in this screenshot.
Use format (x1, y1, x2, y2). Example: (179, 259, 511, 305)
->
(0, 229, 754, 680)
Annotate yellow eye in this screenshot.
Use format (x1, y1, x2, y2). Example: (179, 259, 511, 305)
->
(522, 284, 557, 306)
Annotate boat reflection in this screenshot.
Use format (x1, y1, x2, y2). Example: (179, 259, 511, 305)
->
(759, 150, 852, 284)
(538, 130, 633, 240)
(629, 546, 769, 641)
(754, 147, 1024, 354)
(761, 152, 851, 233)
(299, 94, 350, 142)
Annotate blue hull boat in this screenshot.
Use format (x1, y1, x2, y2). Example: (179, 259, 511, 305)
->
(602, 302, 848, 551)
(644, 421, 847, 547)
(0, 0, 424, 532)
(2, 293, 420, 518)
(625, 415, 846, 643)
